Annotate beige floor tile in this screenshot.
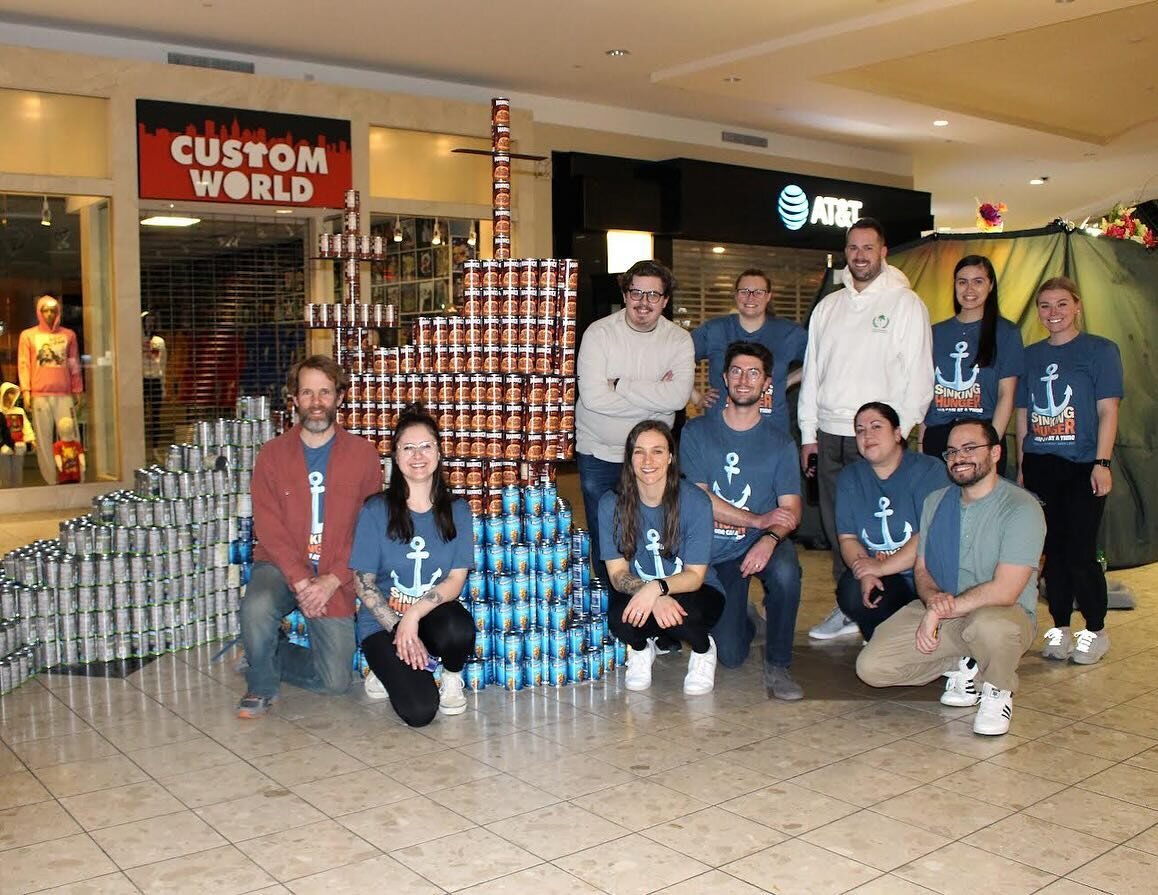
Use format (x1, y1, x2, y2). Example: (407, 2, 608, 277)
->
(0, 743, 25, 775)
(60, 781, 185, 830)
(392, 826, 540, 891)
(283, 854, 441, 895)
(34, 755, 150, 799)
(1084, 704, 1158, 739)
(721, 735, 840, 780)
(570, 778, 708, 831)
(519, 712, 635, 752)
(871, 785, 1012, 838)
(89, 810, 227, 869)
(455, 862, 605, 894)
(1004, 705, 1075, 739)
(235, 818, 381, 883)
(95, 715, 202, 752)
(933, 761, 1066, 811)
(199, 719, 322, 760)
(289, 768, 414, 816)
(582, 734, 704, 777)
(1124, 744, 1158, 773)
(640, 805, 785, 865)
(711, 699, 838, 737)
(251, 743, 368, 788)
(125, 844, 276, 895)
(1024, 788, 1158, 841)
(894, 842, 1056, 895)
(1038, 721, 1157, 760)
(1125, 822, 1158, 855)
(505, 751, 636, 799)
(326, 728, 446, 767)
(854, 739, 977, 783)
(1031, 880, 1116, 895)
(378, 748, 501, 794)
(0, 770, 52, 810)
(654, 754, 776, 803)
(426, 771, 558, 824)
(793, 757, 923, 807)
(483, 800, 629, 860)
(336, 794, 474, 852)
(723, 837, 881, 895)
(159, 760, 282, 809)
(29, 871, 141, 894)
(456, 731, 572, 772)
(0, 832, 118, 895)
(780, 717, 902, 759)
(557, 833, 710, 895)
(1080, 763, 1158, 810)
(907, 720, 1030, 759)
(126, 735, 238, 778)
(0, 799, 82, 850)
(841, 702, 948, 737)
(11, 729, 118, 770)
(721, 781, 859, 835)
(1069, 844, 1158, 895)
(986, 740, 1115, 784)
(802, 810, 950, 872)
(846, 877, 939, 894)
(964, 812, 1115, 874)
(652, 870, 769, 894)
(0, 709, 92, 746)
(656, 716, 766, 755)
(195, 790, 326, 842)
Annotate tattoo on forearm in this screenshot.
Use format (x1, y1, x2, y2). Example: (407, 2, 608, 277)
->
(421, 588, 446, 607)
(354, 571, 401, 631)
(612, 570, 647, 595)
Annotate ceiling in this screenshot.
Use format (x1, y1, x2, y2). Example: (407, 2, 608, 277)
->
(3, 0, 1156, 231)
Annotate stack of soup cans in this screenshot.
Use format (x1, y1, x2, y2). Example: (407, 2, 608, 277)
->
(459, 481, 623, 691)
(0, 400, 272, 696)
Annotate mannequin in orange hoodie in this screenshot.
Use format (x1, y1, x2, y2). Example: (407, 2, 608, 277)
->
(17, 294, 83, 485)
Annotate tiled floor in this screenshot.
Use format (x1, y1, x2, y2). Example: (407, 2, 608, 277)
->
(3, 496, 1158, 893)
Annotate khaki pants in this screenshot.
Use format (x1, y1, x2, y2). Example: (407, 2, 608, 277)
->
(856, 601, 1036, 693)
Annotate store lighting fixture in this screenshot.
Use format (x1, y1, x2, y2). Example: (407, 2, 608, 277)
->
(467, 224, 477, 247)
(711, 246, 726, 254)
(40, 196, 52, 227)
(140, 215, 201, 227)
(393, 215, 403, 242)
(1029, 177, 1048, 185)
(431, 221, 442, 246)
(274, 208, 294, 215)
(605, 48, 631, 57)
(932, 119, 949, 127)
(606, 230, 653, 273)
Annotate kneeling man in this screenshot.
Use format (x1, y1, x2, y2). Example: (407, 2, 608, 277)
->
(856, 419, 1045, 735)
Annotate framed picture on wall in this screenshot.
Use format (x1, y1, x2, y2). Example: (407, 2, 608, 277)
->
(418, 249, 433, 278)
(401, 253, 416, 281)
(401, 283, 418, 313)
(418, 281, 434, 311)
(434, 247, 449, 278)
(434, 279, 449, 311)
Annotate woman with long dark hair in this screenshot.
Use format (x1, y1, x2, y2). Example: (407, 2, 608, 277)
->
(921, 255, 1023, 471)
(597, 420, 725, 695)
(350, 404, 475, 726)
(836, 402, 949, 639)
(1018, 277, 1123, 664)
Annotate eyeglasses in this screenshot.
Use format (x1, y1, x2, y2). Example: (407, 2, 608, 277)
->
(942, 442, 995, 461)
(727, 366, 764, 382)
(736, 288, 769, 298)
(399, 441, 437, 456)
(626, 288, 666, 304)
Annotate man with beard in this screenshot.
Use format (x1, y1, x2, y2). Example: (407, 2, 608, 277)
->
(680, 342, 804, 698)
(856, 419, 1045, 736)
(237, 356, 383, 718)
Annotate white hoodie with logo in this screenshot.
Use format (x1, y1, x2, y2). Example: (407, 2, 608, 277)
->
(798, 262, 933, 441)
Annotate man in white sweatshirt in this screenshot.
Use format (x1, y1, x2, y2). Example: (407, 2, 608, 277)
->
(576, 259, 695, 587)
(798, 218, 934, 639)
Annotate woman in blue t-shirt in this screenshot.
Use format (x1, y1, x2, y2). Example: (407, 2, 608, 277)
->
(597, 420, 725, 696)
(350, 405, 475, 726)
(1017, 277, 1123, 666)
(836, 402, 950, 639)
(921, 255, 1023, 473)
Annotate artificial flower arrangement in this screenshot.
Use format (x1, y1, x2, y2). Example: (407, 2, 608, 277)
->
(1097, 203, 1157, 249)
(976, 200, 1007, 232)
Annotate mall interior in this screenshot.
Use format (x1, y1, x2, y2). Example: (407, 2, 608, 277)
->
(1, 4, 1157, 893)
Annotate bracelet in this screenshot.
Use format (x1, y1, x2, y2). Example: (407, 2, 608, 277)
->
(764, 530, 782, 543)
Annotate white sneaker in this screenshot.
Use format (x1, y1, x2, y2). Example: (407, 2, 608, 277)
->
(363, 671, 388, 701)
(683, 636, 718, 696)
(809, 605, 860, 640)
(941, 656, 981, 707)
(624, 640, 657, 691)
(1041, 626, 1074, 661)
(438, 670, 467, 715)
(1072, 629, 1110, 665)
(973, 681, 1013, 736)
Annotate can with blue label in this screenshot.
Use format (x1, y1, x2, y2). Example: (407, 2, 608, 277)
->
(470, 599, 490, 633)
(558, 505, 572, 536)
(538, 571, 556, 603)
(494, 656, 507, 688)
(553, 569, 570, 602)
(568, 623, 587, 655)
(553, 539, 570, 572)
(512, 545, 530, 576)
(523, 514, 543, 545)
(513, 598, 531, 631)
(504, 659, 524, 691)
(536, 597, 550, 629)
(501, 485, 521, 517)
(473, 542, 485, 572)
(549, 656, 567, 687)
(523, 485, 543, 516)
(541, 512, 558, 542)
(537, 548, 554, 576)
(511, 572, 531, 603)
(566, 652, 586, 683)
(503, 514, 522, 546)
(549, 599, 569, 632)
(484, 514, 505, 546)
(524, 658, 540, 688)
(487, 543, 507, 574)
(592, 615, 609, 645)
(495, 602, 514, 633)
(603, 640, 615, 672)
(474, 630, 491, 659)
(586, 647, 603, 681)
(471, 514, 485, 544)
(464, 658, 485, 691)
(571, 583, 586, 616)
(590, 585, 607, 615)
(503, 631, 523, 663)
(467, 571, 486, 601)
(526, 627, 544, 661)
(571, 527, 590, 560)
(493, 573, 514, 605)
(548, 627, 568, 660)
(615, 638, 627, 666)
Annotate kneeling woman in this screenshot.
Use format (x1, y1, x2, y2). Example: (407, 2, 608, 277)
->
(351, 405, 475, 726)
(598, 420, 725, 695)
(835, 402, 950, 640)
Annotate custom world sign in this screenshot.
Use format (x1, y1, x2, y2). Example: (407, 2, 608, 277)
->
(137, 100, 352, 207)
(777, 183, 865, 231)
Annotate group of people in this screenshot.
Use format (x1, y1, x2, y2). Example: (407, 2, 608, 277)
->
(236, 216, 1123, 740)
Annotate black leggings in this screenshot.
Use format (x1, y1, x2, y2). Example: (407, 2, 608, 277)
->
(923, 421, 1008, 476)
(836, 569, 916, 641)
(608, 585, 725, 654)
(360, 600, 474, 727)
(1022, 453, 1106, 631)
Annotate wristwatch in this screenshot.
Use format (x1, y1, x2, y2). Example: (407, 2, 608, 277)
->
(764, 529, 782, 543)
(656, 578, 670, 596)
(1094, 459, 1112, 469)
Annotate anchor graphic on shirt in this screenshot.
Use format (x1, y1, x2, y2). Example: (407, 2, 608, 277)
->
(711, 451, 751, 509)
(934, 341, 979, 391)
(1032, 363, 1072, 417)
(308, 471, 325, 535)
(861, 496, 911, 553)
(634, 528, 683, 581)
(389, 536, 443, 598)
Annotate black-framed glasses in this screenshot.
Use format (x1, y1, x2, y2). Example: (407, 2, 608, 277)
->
(736, 288, 769, 298)
(727, 366, 764, 382)
(942, 442, 996, 461)
(626, 288, 666, 304)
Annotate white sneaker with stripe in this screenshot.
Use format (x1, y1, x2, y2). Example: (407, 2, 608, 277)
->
(973, 681, 1013, 736)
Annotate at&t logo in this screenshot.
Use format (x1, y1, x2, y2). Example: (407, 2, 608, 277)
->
(777, 184, 866, 231)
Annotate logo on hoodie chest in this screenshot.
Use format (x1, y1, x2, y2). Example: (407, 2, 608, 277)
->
(871, 314, 890, 331)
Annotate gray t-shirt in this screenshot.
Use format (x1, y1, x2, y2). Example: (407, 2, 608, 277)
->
(919, 478, 1045, 619)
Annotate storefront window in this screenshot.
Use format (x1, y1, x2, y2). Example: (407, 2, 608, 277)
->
(0, 193, 116, 489)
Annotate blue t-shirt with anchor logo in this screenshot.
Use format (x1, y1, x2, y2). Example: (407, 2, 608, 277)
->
(679, 413, 801, 562)
(596, 481, 720, 591)
(349, 496, 475, 643)
(835, 451, 950, 580)
(924, 316, 1024, 428)
(1018, 332, 1123, 462)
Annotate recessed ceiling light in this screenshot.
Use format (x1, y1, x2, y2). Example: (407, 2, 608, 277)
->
(1029, 177, 1049, 185)
(274, 208, 294, 214)
(605, 48, 631, 57)
(141, 215, 201, 227)
(723, 76, 741, 83)
(932, 119, 949, 127)
(711, 246, 726, 254)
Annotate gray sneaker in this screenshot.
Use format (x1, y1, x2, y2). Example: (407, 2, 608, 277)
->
(764, 664, 804, 701)
(809, 605, 860, 640)
(1041, 626, 1074, 661)
(1072, 628, 1110, 665)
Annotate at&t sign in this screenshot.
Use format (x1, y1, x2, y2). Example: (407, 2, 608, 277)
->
(777, 184, 865, 231)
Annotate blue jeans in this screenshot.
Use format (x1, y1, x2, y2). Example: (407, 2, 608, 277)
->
(576, 452, 622, 589)
(712, 540, 802, 668)
(239, 561, 355, 698)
